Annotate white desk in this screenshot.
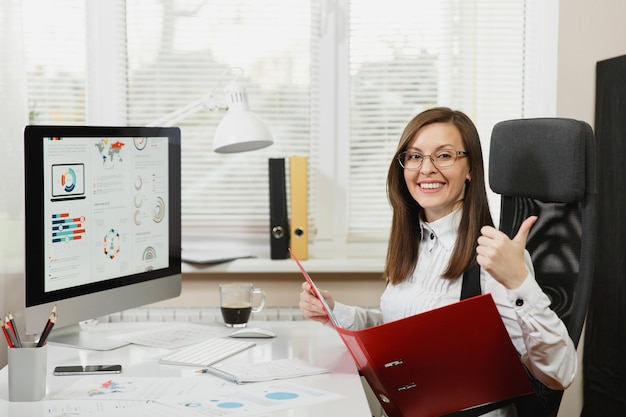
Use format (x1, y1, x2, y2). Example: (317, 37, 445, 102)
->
(0, 320, 372, 416)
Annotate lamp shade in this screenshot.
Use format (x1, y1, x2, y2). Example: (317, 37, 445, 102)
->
(213, 81, 273, 153)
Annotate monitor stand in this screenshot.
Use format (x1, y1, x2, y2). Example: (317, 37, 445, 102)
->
(46, 323, 129, 351)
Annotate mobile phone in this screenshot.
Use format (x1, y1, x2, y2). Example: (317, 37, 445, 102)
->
(53, 365, 122, 376)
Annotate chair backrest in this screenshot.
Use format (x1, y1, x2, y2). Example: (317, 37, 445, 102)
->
(488, 118, 596, 417)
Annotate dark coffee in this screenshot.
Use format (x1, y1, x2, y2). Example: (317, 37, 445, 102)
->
(221, 304, 252, 326)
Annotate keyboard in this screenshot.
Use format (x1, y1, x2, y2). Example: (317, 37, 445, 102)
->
(159, 337, 256, 367)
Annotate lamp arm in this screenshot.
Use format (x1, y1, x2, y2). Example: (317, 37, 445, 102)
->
(144, 66, 272, 153)
(146, 94, 224, 127)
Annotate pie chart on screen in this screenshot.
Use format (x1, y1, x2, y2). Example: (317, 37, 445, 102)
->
(153, 197, 165, 223)
(62, 168, 77, 193)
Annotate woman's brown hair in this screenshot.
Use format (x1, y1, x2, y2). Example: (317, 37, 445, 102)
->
(384, 107, 494, 285)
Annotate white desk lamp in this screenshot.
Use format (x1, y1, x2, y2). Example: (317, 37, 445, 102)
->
(148, 67, 273, 153)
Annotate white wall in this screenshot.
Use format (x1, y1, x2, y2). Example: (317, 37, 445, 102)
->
(555, 1, 626, 416)
(557, 0, 626, 124)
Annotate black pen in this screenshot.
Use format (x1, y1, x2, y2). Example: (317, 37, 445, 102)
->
(8, 313, 22, 348)
(36, 306, 57, 347)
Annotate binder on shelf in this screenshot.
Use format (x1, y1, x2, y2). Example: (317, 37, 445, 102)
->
(269, 158, 290, 259)
(289, 155, 308, 260)
(289, 248, 533, 417)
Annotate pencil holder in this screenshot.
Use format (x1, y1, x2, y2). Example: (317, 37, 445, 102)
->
(7, 342, 47, 401)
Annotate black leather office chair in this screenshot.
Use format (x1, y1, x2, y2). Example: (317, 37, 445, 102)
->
(488, 118, 596, 417)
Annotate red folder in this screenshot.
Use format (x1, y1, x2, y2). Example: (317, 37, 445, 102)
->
(289, 249, 533, 417)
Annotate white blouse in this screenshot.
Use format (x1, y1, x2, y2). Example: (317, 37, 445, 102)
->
(332, 209, 577, 417)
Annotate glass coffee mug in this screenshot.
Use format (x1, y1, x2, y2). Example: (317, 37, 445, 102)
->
(219, 282, 266, 327)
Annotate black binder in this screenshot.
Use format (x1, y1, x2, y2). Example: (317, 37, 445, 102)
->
(269, 158, 290, 259)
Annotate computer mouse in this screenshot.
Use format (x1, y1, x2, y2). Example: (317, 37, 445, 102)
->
(228, 327, 276, 338)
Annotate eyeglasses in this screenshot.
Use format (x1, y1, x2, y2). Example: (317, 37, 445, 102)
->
(397, 148, 468, 170)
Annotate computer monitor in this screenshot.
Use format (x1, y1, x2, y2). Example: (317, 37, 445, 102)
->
(23, 125, 182, 350)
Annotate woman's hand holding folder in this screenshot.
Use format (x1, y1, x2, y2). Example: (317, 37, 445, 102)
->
(299, 282, 335, 324)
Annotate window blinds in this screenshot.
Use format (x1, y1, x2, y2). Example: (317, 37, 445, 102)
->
(20, 0, 535, 252)
(347, 0, 526, 238)
(125, 0, 316, 240)
(22, 0, 86, 124)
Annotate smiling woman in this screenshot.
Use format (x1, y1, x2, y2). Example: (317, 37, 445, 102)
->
(400, 122, 471, 223)
(300, 107, 578, 417)
(386, 107, 491, 282)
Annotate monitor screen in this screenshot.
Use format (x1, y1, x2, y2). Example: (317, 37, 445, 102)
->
(23, 125, 182, 350)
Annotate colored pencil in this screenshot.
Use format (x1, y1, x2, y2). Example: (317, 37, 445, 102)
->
(7, 314, 22, 348)
(36, 306, 57, 347)
(2, 320, 15, 348)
